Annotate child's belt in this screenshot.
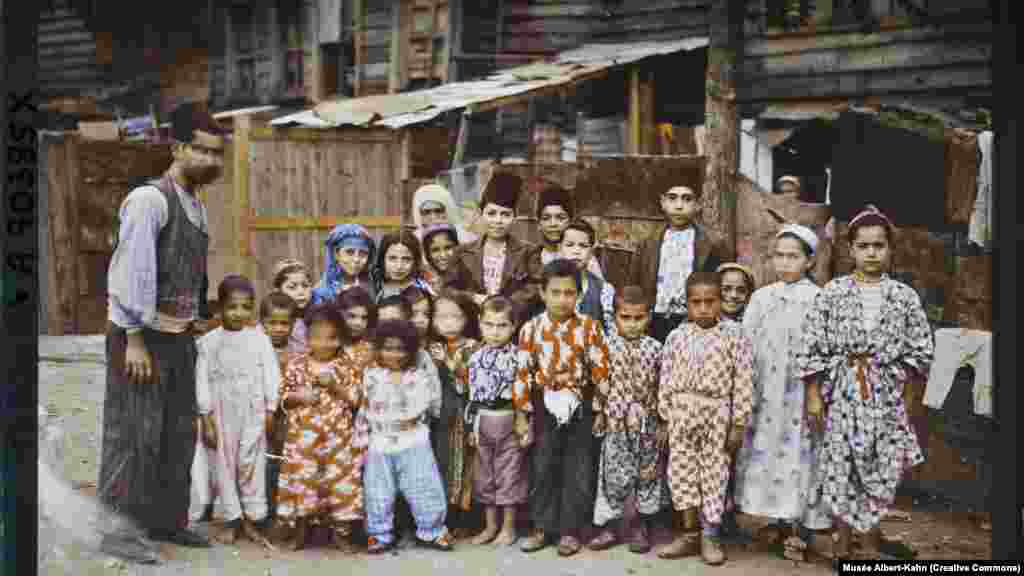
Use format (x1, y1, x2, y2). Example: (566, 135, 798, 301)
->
(373, 417, 422, 434)
(848, 354, 872, 401)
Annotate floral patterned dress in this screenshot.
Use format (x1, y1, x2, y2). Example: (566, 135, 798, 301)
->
(795, 275, 933, 533)
(276, 355, 367, 528)
(429, 338, 481, 510)
(733, 279, 831, 530)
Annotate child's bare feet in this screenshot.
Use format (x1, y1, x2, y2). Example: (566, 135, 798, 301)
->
(471, 526, 499, 545)
(213, 523, 238, 545)
(494, 528, 517, 546)
(241, 518, 276, 551)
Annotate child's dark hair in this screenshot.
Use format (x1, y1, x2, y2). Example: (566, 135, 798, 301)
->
(377, 294, 412, 320)
(303, 301, 348, 341)
(685, 271, 722, 297)
(337, 286, 377, 336)
(260, 291, 297, 320)
(560, 219, 597, 246)
(272, 262, 312, 290)
(536, 183, 575, 220)
(374, 320, 420, 370)
(217, 274, 256, 304)
(375, 231, 423, 283)
(422, 227, 459, 272)
(481, 295, 515, 324)
(434, 290, 482, 341)
(615, 285, 649, 311)
(541, 259, 581, 291)
(775, 232, 816, 281)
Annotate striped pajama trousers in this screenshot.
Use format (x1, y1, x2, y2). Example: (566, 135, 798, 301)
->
(364, 440, 448, 544)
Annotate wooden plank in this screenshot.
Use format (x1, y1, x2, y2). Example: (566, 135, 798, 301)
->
(51, 135, 80, 334)
(248, 215, 404, 231)
(468, 68, 611, 114)
(250, 126, 397, 142)
(742, 63, 991, 102)
(744, 40, 992, 79)
(628, 66, 641, 155)
(743, 23, 993, 57)
(355, 0, 365, 96)
(235, 114, 252, 276)
(38, 133, 51, 334)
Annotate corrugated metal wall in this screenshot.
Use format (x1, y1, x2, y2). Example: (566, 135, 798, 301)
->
(38, 5, 104, 97)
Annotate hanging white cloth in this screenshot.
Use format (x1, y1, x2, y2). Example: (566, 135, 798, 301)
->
(923, 328, 994, 417)
(968, 131, 993, 247)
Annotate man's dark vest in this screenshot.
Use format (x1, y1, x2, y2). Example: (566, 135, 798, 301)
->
(149, 174, 208, 321)
(578, 271, 608, 334)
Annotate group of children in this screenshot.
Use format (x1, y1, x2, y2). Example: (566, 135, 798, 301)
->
(186, 171, 934, 566)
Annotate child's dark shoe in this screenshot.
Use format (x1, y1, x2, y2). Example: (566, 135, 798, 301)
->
(520, 529, 547, 553)
(557, 535, 582, 557)
(657, 531, 699, 559)
(587, 528, 618, 551)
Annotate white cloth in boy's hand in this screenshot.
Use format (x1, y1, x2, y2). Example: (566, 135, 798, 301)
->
(544, 389, 580, 426)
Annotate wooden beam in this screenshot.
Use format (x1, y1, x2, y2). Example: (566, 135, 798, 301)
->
(389, 0, 403, 93)
(741, 63, 992, 102)
(354, 0, 364, 96)
(452, 110, 470, 167)
(234, 114, 252, 273)
(400, 129, 412, 180)
(249, 215, 403, 230)
(249, 126, 397, 142)
(468, 69, 611, 114)
(628, 66, 641, 154)
(743, 23, 993, 57)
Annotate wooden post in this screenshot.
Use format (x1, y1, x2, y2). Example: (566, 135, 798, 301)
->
(452, 111, 470, 168)
(354, 0, 366, 95)
(639, 69, 656, 155)
(389, 0, 402, 93)
(234, 114, 253, 281)
(701, 0, 742, 254)
(628, 66, 641, 154)
(310, 1, 325, 102)
(51, 134, 80, 335)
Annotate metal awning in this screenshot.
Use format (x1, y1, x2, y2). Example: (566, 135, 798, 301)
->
(271, 37, 709, 130)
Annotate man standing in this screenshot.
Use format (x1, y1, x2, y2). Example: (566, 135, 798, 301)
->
(98, 102, 226, 564)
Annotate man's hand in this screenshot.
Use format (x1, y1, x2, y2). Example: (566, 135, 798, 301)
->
(726, 425, 746, 454)
(124, 332, 156, 385)
(240, 462, 256, 486)
(467, 431, 478, 448)
(201, 414, 218, 450)
(265, 412, 275, 440)
(593, 413, 607, 434)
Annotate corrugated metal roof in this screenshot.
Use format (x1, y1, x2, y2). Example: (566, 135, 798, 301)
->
(271, 37, 708, 129)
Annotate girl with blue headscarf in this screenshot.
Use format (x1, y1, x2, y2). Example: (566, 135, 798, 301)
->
(311, 224, 377, 305)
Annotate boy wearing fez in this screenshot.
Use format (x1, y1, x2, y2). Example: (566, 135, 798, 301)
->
(657, 272, 754, 565)
(628, 171, 732, 342)
(455, 173, 535, 313)
(515, 260, 611, 557)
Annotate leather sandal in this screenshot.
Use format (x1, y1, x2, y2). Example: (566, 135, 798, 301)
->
(558, 535, 582, 557)
(588, 528, 618, 551)
(418, 530, 454, 551)
(366, 536, 394, 554)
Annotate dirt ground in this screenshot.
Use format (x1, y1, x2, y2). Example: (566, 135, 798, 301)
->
(37, 336, 992, 575)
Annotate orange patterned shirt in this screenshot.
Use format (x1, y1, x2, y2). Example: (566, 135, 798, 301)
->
(514, 312, 611, 427)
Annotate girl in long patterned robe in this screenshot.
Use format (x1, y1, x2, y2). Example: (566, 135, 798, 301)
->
(796, 206, 933, 559)
(276, 304, 366, 552)
(733, 226, 830, 561)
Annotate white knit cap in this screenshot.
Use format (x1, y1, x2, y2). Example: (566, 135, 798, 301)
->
(776, 223, 819, 256)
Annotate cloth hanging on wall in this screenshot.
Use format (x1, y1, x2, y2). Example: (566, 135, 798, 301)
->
(968, 131, 993, 247)
(924, 328, 993, 417)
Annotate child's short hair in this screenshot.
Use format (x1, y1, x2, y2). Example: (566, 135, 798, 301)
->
(303, 301, 348, 338)
(217, 274, 256, 304)
(536, 183, 574, 220)
(260, 292, 297, 320)
(271, 259, 312, 290)
(685, 271, 722, 297)
(541, 259, 581, 291)
(337, 286, 377, 332)
(481, 295, 515, 322)
(614, 285, 649, 311)
(434, 290, 482, 341)
(377, 294, 412, 320)
(373, 320, 420, 370)
(401, 285, 434, 313)
(661, 160, 704, 199)
(560, 219, 597, 246)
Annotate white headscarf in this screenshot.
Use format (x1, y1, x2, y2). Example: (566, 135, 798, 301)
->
(412, 184, 475, 244)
